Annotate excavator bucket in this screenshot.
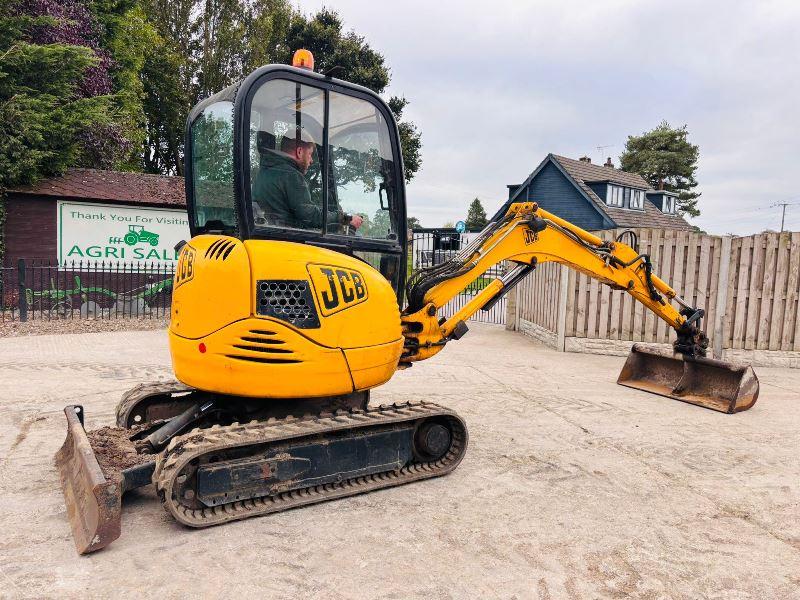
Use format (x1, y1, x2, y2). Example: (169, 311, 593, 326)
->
(55, 405, 154, 554)
(617, 344, 759, 414)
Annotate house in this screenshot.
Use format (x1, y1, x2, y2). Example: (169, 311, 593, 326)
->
(494, 154, 692, 231)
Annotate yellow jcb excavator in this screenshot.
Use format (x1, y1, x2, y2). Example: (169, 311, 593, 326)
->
(56, 50, 759, 554)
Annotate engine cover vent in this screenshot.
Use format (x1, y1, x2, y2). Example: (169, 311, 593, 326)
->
(205, 239, 236, 260)
(256, 280, 320, 329)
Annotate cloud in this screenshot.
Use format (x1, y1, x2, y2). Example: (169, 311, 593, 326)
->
(298, 0, 800, 233)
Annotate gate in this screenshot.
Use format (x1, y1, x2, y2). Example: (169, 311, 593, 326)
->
(409, 230, 506, 325)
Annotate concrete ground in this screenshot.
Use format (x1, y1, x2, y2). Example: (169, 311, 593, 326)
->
(0, 323, 798, 599)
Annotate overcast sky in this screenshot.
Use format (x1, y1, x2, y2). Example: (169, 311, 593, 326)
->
(298, 0, 800, 234)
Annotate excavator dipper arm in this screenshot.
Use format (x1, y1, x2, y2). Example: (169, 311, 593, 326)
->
(401, 202, 758, 414)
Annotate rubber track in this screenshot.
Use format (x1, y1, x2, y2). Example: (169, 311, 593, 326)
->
(154, 401, 467, 528)
(116, 380, 195, 428)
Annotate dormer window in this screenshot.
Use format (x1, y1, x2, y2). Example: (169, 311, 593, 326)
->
(663, 196, 677, 214)
(630, 189, 644, 210)
(605, 185, 644, 210)
(606, 185, 624, 207)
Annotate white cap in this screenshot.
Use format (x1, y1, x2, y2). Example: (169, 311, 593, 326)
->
(281, 124, 315, 145)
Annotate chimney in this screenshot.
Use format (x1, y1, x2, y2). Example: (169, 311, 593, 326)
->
(579, 156, 591, 163)
(604, 157, 613, 168)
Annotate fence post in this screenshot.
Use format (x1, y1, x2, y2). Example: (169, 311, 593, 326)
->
(17, 258, 27, 322)
(505, 286, 518, 331)
(713, 236, 732, 360)
(556, 264, 569, 351)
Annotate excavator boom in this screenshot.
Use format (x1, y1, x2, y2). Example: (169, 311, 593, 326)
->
(401, 202, 759, 413)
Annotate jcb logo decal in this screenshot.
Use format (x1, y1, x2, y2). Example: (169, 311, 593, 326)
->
(523, 229, 539, 245)
(308, 264, 368, 316)
(175, 245, 195, 288)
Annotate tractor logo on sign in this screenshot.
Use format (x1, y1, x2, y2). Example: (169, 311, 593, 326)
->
(109, 225, 160, 247)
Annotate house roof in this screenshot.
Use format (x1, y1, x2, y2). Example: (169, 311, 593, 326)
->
(506, 154, 693, 231)
(8, 168, 186, 207)
(550, 155, 693, 230)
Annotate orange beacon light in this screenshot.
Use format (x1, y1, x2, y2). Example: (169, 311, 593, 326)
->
(292, 49, 314, 70)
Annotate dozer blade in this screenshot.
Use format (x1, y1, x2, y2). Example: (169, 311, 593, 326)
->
(55, 406, 155, 554)
(617, 344, 759, 414)
(55, 405, 123, 554)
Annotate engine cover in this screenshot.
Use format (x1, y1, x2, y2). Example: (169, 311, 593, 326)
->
(169, 235, 404, 398)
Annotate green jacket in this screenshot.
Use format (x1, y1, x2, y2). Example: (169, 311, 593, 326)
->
(252, 151, 342, 230)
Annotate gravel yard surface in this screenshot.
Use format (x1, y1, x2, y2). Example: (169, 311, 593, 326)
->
(0, 323, 798, 599)
(0, 317, 168, 337)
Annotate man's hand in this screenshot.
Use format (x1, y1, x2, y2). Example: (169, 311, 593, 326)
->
(350, 214, 363, 229)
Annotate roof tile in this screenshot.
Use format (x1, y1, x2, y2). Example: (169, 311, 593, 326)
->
(8, 168, 186, 207)
(551, 155, 693, 231)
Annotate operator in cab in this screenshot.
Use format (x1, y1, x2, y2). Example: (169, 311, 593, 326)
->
(253, 125, 363, 233)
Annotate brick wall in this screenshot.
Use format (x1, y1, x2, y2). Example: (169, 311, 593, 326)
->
(3, 195, 57, 265)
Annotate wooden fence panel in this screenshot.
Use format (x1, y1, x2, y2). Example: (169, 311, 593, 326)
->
(769, 234, 790, 350)
(565, 267, 576, 337)
(688, 233, 716, 349)
(786, 232, 800, 350)
(517, 260, 562, 333)
(706, 236, 723, 350)
(724, 237, 742, 348)
(755, 235, 777, 349)
(644, 229, 663, 342)
(512, 227, 800, 355)
(632, 229, 649, 342)
(731, 236, 752, 349)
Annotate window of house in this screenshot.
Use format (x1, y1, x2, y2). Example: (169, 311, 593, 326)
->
(606, 185, 624, 207)
(664, 196, 677, 214)
(630, 189, 644, 210)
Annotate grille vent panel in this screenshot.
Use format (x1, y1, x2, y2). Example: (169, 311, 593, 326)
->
(226, 330, 302, 364)
(256, 280, 319, 329)
(205, 239, 236, 260)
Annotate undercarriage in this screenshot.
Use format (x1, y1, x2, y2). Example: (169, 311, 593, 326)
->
(55, 382, 468, 554)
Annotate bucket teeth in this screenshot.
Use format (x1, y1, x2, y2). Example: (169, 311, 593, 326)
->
(617, 344, 759, 414)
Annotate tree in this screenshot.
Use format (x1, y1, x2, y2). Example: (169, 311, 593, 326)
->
(0, 0, 135, 262)
(0, 0, 140, 180)
(442, 220, 455, 228)
(465, 197, 488, 229)
(619, 121, 701, 217)
(388, 97, 421, 181)
(88, 0, 157, 170)
(279, 9, 422, 182)
(407, 216, 421, 230)
(139, 5, 423, 179)
(140, 0, 199, 175)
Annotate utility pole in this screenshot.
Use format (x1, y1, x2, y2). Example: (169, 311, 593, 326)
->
(770, 201, 798, 232)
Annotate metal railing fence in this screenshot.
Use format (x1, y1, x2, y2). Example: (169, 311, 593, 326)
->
(1, 259, 174, 322)
(410, 231, 506, 325)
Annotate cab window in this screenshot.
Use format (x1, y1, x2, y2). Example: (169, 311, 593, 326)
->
(249, 79, 325, 232)
(190, 101, 237, 231)
(327, 91, 399, 241)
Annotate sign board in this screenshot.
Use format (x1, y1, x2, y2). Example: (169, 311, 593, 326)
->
(455, 220, 467, 233)
(57, 201, 190, 267)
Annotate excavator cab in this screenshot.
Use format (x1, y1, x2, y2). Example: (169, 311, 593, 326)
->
(185, 62, 407, 299)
